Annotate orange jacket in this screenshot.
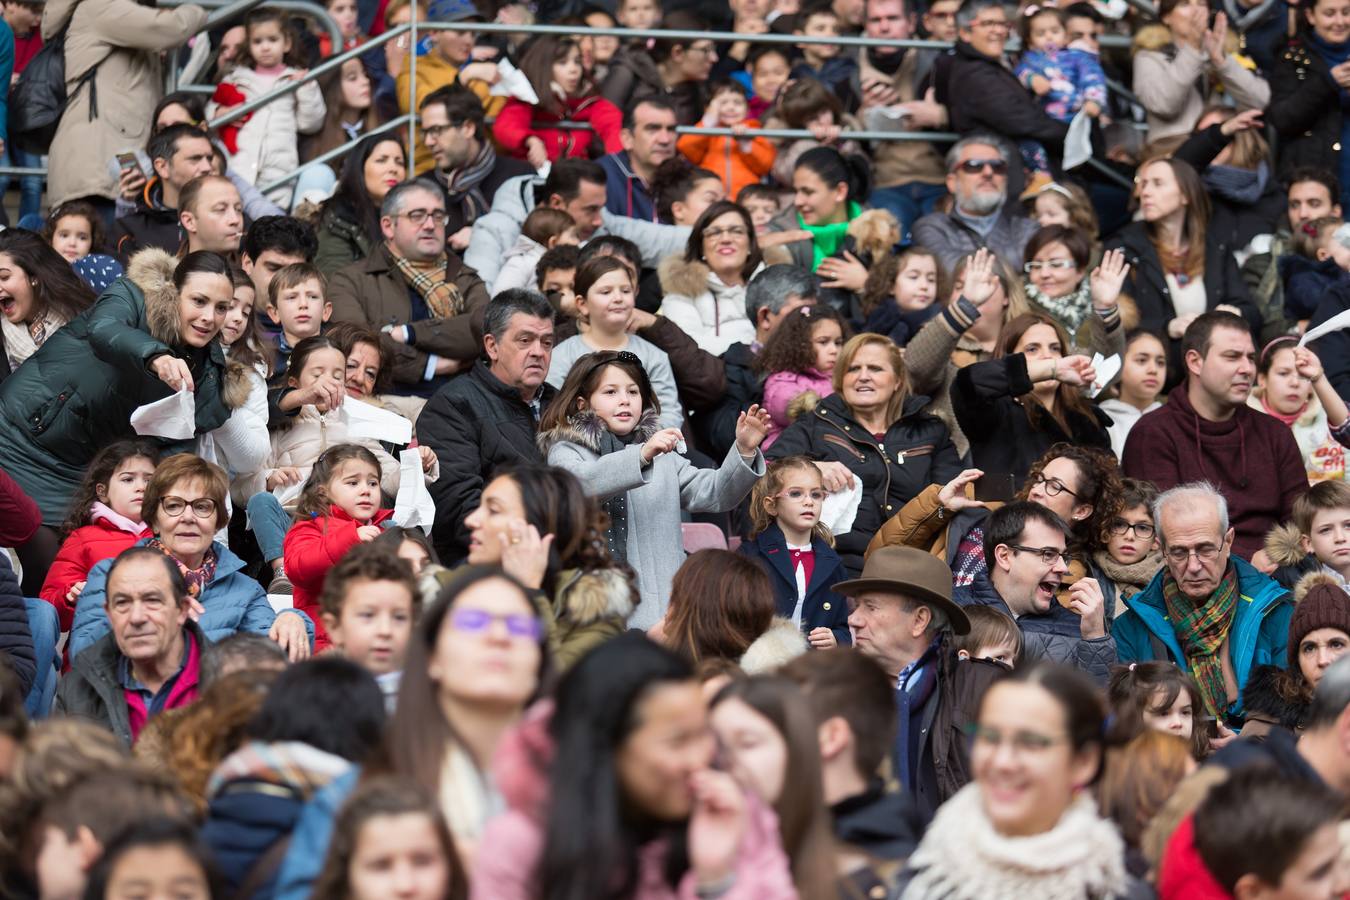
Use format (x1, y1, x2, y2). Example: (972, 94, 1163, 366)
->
(677, 120, 776, 201)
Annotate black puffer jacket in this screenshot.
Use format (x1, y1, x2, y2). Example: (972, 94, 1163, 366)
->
(767, 392, 964, 574)
(1267, 35, 1342, 179)
(936, 41, 1070, 156)
(1106, 221, 1261, 388)
(110, 178, 183, 263)
(951, 353, 1112, 486)
(419, 361, 559, 563)
(0, 554, 34, 696)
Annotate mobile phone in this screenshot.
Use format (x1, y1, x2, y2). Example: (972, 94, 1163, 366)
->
(116, 152, 141, 174)
(973, 472, 1016, 503)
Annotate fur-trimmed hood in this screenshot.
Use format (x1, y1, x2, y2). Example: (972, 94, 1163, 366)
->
(658, 255, 711, 299)
(740, 617, 809, 674)
(1131, 23, 1174, 54)
(1294, 569, 1344, 604)
(847, 208, 901, 258)
(126, 247, 249, 410)
(537, 408, 662, 456)
(556, 567, 637, 626)
(1266, 522, 1309, 569)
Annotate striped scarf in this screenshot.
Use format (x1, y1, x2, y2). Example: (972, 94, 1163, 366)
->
(1162, 564, 1238, 717)
(206, 739, 350, 799)
(391, 253, 467, 320)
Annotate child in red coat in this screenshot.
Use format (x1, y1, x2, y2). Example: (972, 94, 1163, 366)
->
(283, 443, 395, 650)
(493, 35, 622, 168)
(40, 440, 159, 631)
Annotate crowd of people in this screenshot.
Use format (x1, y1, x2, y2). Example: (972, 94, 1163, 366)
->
(0, 0, 1347, 895)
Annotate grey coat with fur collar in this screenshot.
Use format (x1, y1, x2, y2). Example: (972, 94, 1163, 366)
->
(0, 248, 248, 523)
(540, 411, 765, 630)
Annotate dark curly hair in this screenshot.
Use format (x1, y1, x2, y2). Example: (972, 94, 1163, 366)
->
(59, 439, 162, 537)
(42, 200, 108, 256)
(1017, 441, 1124, 553)
(754, 303, 850, 377)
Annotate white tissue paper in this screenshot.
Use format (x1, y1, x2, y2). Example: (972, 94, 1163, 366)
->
(271, 479, 305, 509)
(1300, 309, 1350, 347)
(490, 58, 539, 104)
(821, 479, 863, 537)
(130, 387, 197, 440)
(1063, 107, 1093, 171)
(1089, 353, 1122, 398)
(341, 398, 413, 445)
(393, 449, 436, 533)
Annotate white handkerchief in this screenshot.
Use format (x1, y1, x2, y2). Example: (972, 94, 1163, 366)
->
(1063, 107, 1093, 171)
(821, 479, 863, 537)
(130, 387, 196, 440)
(1300, 309, 1350, 347)
(272, 479, 304, 509)
(341, 398, 413, 445)
(490, 58, 539, 103)
(393, 449, 436, 532)
(1089, 353, 1122, 398)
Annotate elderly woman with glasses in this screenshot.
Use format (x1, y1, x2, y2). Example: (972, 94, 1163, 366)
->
(68, 454, 313, 662)
(657, 201, 765, 356)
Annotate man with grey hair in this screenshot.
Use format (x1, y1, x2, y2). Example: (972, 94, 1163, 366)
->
(835, 546, 1003, 818)
(1113, 480, 1293, 723)
(328, 177, 491, 398)
(418, 289, 557, 562)
(911, 133, 1039, 272)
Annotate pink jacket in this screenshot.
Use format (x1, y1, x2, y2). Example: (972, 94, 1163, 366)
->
(762, 368, 834, 449)
(471, 703, 799, 900)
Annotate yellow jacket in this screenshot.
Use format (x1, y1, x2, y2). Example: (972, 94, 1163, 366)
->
(396, 52, 504, 175)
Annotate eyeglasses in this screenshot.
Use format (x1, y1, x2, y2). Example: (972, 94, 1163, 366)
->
(703, 225, 749, 240)
(926, 10, 957, 19)
(394, 209, 449, 226)
(1164, 544, 1222, 565)
(1007, 544, 1072, 566)
(686, 43, 716, 55)
(449, 608, 543, 640)
(956, 158, 1008, 175)
(160, 496, 217, 519)
(420, 123, 453, 138)
(965, 723, 1067, 755)
(1024, 259, 1078, 274)
(1029, 473, 1078, 498)
(970, 17, 1011, 30)
(1109, 520, 1156, 539)
(778, 488, 828, 502)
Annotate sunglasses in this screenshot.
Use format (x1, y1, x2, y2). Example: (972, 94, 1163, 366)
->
(956, 158, 1008, 175)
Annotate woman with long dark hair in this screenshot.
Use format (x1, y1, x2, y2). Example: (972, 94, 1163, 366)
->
(473, 632, 797, 899)
(657, 200, 765, 355)
(314, 135, 408, 276)
(0, 229, 97, 380)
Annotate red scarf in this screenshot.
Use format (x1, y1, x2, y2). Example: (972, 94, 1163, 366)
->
(210, 82, 251, 155)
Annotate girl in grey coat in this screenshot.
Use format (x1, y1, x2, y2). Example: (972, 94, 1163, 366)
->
(538, 350, 768, 630)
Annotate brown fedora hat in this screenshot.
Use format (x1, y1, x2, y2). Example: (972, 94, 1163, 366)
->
(834, 546, 971, 635)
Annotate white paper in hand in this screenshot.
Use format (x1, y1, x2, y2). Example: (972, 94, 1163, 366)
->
(489, 58, 539, 103)
(1089, 353, 1122, 398)
(341, 398, 413, 445)
(392, 449, 436, 532)
(130, 387, 196, 440)
(1063, 108, 1093, 171)
(1300, 309, 1350, 347)
(271, 479, 305, 509)
(821, 479, 863, 537)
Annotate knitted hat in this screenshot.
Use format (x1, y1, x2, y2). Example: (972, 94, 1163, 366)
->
(1288, 572, 1350, 656)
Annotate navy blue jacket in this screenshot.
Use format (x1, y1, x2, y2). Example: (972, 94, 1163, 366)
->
(738, 522, 852, 646)
(598, 151, 658, 223)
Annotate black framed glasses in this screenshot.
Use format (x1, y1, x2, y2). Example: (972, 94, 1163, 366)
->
(394, 209, 449, 226)
(160, 496, 217, 519)
(1007, 544, 1072, 566)
(1109, 520, 1156, 540)
(1029, 473, 1078, 498)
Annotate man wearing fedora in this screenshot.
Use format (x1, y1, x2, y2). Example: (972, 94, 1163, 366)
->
(984, 501, 1117, 683)
(836, 545, 1004, 819)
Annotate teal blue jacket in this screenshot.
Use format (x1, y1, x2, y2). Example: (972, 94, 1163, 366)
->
(1112, 556, 1292, 717)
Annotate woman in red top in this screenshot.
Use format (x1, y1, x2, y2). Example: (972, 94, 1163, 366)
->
(493, 36, 622, 169)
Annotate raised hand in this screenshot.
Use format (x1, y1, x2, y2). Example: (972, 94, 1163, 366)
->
(938, 468, 989, 512)
(961, 248, 999, 307)
(499, 519, 554, 589)
(641, 427, 685, 463)
(1065, 577, 1106, 640)
(734, 404, 772, 455)
(1088, 248, 1130, 310)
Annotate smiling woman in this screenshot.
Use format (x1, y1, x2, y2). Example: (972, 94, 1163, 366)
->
(0, 249, 248, 593)
(0, 229, 97, 382)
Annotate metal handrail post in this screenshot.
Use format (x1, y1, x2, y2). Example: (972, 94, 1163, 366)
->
(409, 0, 417, 161)
(202, 0, 270, 30)
(259, 113, 414, 192)
(205, 24, 411, 128)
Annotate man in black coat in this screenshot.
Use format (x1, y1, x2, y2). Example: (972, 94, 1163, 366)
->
(420, 290, 558, 563)
(110, 124, 216, 263)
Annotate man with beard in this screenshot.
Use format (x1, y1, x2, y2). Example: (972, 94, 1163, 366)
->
(857, 0, 949, 244)
(1123, 312, 1307, 560)
(912, 134, 1038, 272)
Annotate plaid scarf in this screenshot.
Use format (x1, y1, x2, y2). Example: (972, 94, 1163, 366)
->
(444, 142, 499, 225)
(391, 253, 467, 320)
(1162, 564, 1238, 717)
(147, 536, 218, 600)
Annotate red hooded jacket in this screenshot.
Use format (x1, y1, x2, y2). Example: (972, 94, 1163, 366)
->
(493, 93, 623, 163)
(283, 505, 395, 651)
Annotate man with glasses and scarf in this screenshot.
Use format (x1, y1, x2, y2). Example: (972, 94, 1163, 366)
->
(984, 501, 1116, 682)
(913, 133, 1040, 272)
(1113, 481, 1293, 725)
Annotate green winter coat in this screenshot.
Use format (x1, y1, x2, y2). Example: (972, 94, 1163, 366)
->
(0, 248, 249, 524)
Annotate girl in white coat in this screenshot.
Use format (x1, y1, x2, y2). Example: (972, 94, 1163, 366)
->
(538, 350, 769, 630)
(207, 9, 326, 208)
